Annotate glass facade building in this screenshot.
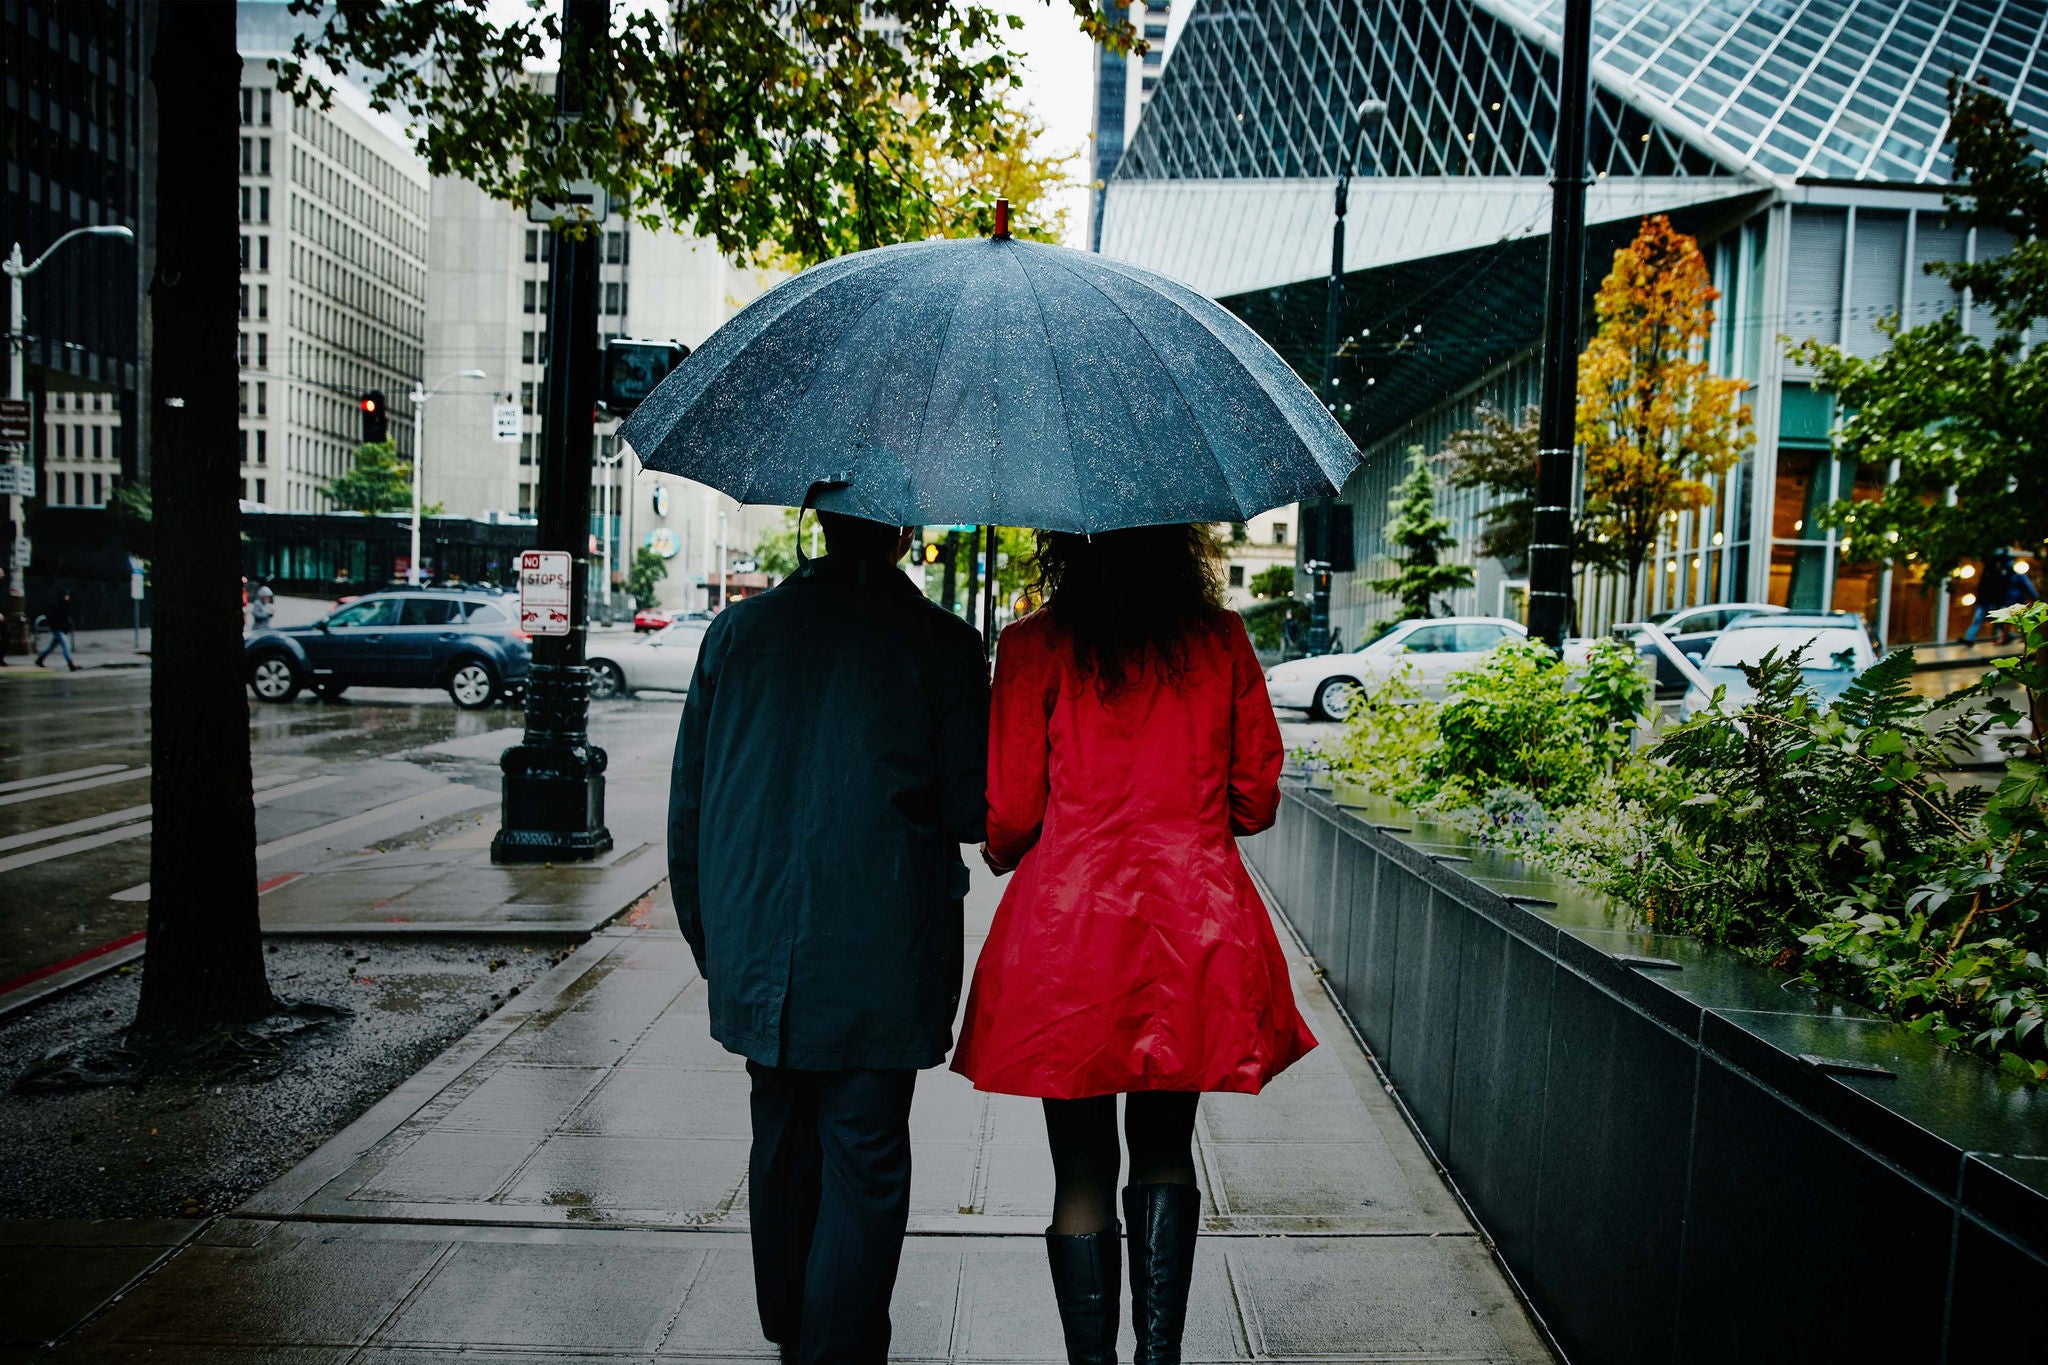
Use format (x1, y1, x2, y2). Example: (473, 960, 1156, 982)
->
(1098, 0, 2047, 645)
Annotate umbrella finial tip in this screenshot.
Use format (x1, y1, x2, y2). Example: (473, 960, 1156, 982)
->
(993, 198, 1011, 240)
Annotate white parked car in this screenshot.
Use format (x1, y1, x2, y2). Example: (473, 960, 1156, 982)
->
(1265, 616, 1527, 721)
(1680, 612, 1878, 717)
(587, 619, 710, 699)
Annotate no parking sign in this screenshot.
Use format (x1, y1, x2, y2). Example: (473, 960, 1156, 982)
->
(519, 550, 572, 636)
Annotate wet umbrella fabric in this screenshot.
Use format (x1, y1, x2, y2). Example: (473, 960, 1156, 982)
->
(618, 237, 1359, 532)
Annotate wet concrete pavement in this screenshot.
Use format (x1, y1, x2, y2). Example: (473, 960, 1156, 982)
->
(16, 872, 1555, 1363)
(0, 670, 678, 1005)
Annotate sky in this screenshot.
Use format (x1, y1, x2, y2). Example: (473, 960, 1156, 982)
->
(483, 0, 1102, 248)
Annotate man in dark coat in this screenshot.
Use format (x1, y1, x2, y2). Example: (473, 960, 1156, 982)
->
(670, 510, 988, 1364)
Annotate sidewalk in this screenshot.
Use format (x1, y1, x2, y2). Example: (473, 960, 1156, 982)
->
(18, 871, 1554, 1362)
(0, 625, 150, 675)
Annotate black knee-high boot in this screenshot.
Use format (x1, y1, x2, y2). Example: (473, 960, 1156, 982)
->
(1045, 1225, 1121, 1364)
(1123, 1183, 1199, 1365)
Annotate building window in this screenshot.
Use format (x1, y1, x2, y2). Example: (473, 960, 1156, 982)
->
(240, 186, 252, 222)
(240, 137, 252, 173)
(259, 138, 271, 175)
(92, 427, 102, 460)
(258, 284, 269, 319)
(518, 482, 534, 516)
(1272, 521, 1288, 546)
(523, 280, 537, 314)
(239, 382, 250, 415)
(256, 430, 268, 465)
(525, 228, 540, 263)
(241, 88, 254, 125)
(258, 235, 270, 270)
(521, 331, 536, 365)
(238, 332, 250, 366)
(92, 474, 103, 505)
(256, 478, 267, 503)
(520, 432, 536, 466)
(1228, 565, 1245, 587)
(256, 333, 268, 369)
(73, 472, 85, 504)
(259, 187, 270, 222)
(239, 234, 251, 269)
(1141, 75, 1158, 93)
(261, 88, 272, 125)
(239, 285, 250, 319)
(603, 282, 620, 314)
(256, 382, 268, 416)
(49, 472, 62, 503)
(520, 381, 535, 414)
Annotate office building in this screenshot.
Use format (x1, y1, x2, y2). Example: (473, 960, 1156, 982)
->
(2, 0, 151, 510)
(235, 3, 429, 515)
(1100, 0, 2048, 646)
(1088, 0, 1183, 252)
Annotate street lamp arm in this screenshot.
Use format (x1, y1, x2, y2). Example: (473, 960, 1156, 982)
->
(415, 368, 490, 403)
(13, 225, 135, 279)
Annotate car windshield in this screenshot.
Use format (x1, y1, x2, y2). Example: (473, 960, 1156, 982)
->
(1705, 627, 1866, 671)
(327, 598, 398, 628)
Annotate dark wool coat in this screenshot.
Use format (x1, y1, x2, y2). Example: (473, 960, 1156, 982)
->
(669, 554, 989, 1071)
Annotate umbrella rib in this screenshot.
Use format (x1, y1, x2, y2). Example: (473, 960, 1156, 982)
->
(1036, 251, 1248, 520)
(1005, 247, 1089, 532)
(735, 254, 914, 507)
(1082, 253, 1353, 490)
(905, 262, 975, 520)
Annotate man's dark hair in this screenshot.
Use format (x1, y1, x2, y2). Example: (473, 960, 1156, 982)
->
(817, 511, 903, 561)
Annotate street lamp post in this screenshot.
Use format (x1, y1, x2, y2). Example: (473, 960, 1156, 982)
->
(1308, 98, 1384, 656)
(3, 225, 135, 649)
(409, 369, 487, 584)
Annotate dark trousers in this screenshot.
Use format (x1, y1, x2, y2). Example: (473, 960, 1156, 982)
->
(747, 1062, 917, 1363)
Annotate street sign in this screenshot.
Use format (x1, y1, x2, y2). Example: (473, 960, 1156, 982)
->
(0, 399, 29, 444)
(527, 181, 610, 226)
(518, 549, 573, 636)
(491, 403, 522, 444)
(0, 465, 33, 497)
(646, 527, 680, 559)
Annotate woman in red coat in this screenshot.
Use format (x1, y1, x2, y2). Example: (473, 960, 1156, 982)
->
(952, 525, 1316, 1365)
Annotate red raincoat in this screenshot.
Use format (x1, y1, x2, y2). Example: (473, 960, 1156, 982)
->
(951, 610, 1316, 1099)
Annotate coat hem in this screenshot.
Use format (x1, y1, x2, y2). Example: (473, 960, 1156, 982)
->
(714, 1026, 952, 1073)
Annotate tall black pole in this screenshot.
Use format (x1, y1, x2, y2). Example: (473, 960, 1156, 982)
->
(1528, 0, 1592, 651)
(494, 0, 612, 863)
(1305, 165, 1349, 657)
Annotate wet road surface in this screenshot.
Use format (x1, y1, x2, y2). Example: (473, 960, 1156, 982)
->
(0, 671, 684, 994)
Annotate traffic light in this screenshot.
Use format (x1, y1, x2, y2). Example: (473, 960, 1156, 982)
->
(599, 339, 690, 415)
(922, 541, 942, 565)
(359, 391, 388, 445)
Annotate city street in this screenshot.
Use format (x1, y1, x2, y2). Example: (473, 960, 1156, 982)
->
(0, 671, 677, 1009)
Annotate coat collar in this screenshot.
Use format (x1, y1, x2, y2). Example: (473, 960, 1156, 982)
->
(795, 554, 918, 595)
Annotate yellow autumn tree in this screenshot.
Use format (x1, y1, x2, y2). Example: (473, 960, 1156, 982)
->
(1576, 215, 1751, 615)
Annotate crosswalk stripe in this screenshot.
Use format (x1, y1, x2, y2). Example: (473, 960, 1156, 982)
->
(0, 764, 131, 795)
(0, 774, 342, 863)
(0, 766, 153, 808)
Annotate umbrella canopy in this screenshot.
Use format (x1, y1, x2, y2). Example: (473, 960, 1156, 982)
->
(619, 235, 1359, 533)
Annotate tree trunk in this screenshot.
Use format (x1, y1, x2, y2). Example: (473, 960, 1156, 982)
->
(133, 0, 275, 1037)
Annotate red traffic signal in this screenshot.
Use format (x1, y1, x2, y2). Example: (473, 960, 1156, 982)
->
(359, 390, 389, 444)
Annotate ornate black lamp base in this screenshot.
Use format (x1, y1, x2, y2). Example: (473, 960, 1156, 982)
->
(492, 663, 613, 864)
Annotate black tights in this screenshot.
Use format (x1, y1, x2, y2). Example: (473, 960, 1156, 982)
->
(1042, 1092, 1199, 1235)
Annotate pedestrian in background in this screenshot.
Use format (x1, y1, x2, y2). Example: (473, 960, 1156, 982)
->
(36, 589, 79, 671)
(669, 509, 988, 1364)
(952, 525, 1317, 1365)
(250, 581, 275, 631)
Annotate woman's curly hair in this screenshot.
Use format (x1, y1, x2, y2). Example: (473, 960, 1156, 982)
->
(1032, 523, 1227, 698)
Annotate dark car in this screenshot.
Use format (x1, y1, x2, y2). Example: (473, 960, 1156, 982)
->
(245, 587, 532, 709)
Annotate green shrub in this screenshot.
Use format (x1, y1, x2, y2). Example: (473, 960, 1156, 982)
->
(1312, 610, 2048, 1081)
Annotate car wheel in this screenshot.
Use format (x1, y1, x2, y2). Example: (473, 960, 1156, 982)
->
(1311, 675, 1363, 722)
(588, 659, 628, 701)
(446, 658, 500, 710)
(248, 652, 301, 703)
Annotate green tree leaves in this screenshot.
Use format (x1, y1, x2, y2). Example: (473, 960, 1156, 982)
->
(1367, 446, 1473, 619)
(322, 440, 431, 515)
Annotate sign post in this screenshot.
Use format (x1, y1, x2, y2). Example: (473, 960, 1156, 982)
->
(0, 397, 28, 652)
(493, 0, 613, 865)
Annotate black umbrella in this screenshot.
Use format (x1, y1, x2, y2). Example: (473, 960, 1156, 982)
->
(618, 216, 1360, 534)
